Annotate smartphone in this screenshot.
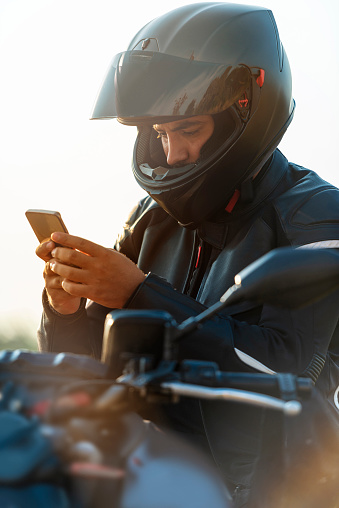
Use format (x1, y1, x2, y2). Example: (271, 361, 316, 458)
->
(25, 209, 68, 243)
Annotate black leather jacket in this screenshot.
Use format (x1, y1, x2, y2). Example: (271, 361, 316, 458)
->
(38, 149, 339, 493)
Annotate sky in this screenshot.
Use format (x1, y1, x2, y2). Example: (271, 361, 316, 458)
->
(1, 0, 338, 343)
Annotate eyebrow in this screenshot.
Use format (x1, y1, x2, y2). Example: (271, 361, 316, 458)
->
(153, 120, 204, 133)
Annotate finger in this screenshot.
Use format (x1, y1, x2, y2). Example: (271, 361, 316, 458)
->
(36, 240, 56, 262)
(51, 232, 104, 257)
(44, 261, 52, 278)
(61, 279, 88, 298)
(43, 263, 64, 289)
(44, 259, 60, 281)
(48, 275, 64, 290)
(51, 245, 91, 269)
(49, 259, 89, 284)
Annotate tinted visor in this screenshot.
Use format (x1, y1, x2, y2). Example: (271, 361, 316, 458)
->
(91, 50, 253, 124)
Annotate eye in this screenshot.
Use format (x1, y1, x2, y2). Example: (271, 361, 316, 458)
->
(182, 129, 199, 137)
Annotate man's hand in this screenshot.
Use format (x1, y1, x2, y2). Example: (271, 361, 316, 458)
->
(46, 232, 145, 310)
(36, 239, 82, 314)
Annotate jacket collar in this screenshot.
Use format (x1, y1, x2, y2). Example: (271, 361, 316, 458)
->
(197, 149, 289, 249)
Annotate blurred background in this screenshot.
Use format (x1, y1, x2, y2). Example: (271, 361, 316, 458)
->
(1, 0, 338, 350)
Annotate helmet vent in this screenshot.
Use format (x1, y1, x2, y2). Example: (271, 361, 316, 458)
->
(132, 38, 160, 52)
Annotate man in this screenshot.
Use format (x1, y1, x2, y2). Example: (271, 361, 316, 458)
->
(36, 3, 339, 506)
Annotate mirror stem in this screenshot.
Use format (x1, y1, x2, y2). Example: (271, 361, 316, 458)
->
(171, 284, 240, 344)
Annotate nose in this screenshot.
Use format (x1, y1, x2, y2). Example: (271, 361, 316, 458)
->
(166, 134, 189, 167)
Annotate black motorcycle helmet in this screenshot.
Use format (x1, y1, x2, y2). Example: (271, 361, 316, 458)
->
(91, 2, 295, 228)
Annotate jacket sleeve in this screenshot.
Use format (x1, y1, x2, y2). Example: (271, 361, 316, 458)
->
(125, 272, 338, 377)
(38, 287, 120, 360)
(38, 289, 103, 358)
(37, 198, 152, 358)
(38, 289, 90, 354)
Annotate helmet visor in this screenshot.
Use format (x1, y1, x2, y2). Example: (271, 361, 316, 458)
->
(91, 50, 253, 124)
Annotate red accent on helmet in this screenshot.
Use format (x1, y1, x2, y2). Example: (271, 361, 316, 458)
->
(256, 69, 265, 88)
(238, 92, 249, 108)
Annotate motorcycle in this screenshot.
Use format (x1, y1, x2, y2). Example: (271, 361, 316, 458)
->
(0, 247, 339, 508)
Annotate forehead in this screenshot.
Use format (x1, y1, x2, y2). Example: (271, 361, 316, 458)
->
(154, 115, 212, 132)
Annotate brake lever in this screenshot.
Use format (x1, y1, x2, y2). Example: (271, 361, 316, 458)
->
(160, 381, 302, 416)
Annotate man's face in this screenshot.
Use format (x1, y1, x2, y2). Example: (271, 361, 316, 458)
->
(153, 115, 214, 167)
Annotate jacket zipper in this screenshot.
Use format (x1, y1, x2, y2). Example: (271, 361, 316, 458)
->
(183, 233, 202, 295)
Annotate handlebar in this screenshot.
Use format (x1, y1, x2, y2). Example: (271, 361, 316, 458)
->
(0, 351, 313, 418)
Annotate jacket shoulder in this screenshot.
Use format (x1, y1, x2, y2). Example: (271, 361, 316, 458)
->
(115, 195, 171, 260)
(273, 163, 339, 246)
(123, 195, 160, 225)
